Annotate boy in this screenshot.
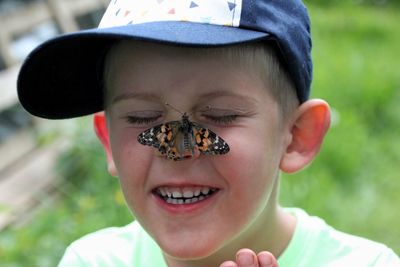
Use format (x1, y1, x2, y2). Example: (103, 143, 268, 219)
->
(17, 0, 400, 266)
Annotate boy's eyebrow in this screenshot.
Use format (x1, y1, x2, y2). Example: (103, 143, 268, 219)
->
(112, 90, 257, 105)
(197, 91, 258, 104)
(111, 92, 161, 104)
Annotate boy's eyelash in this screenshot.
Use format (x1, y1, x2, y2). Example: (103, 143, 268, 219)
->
(203, 114, 239, 124)
(126, 115, 161, 125)
(125, 114, 239, 125)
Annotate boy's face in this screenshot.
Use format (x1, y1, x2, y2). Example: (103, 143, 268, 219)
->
(105, 41, 291, 259)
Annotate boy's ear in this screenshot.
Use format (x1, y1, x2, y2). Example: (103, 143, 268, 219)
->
(93, 112, 118, 177)
(280, 99, 331, 173)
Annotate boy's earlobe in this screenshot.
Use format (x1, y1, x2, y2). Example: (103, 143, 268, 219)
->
(93, 112, 118, 177)
(280, 99, 331, 173)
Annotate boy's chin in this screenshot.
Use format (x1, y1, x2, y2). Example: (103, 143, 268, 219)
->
(158, 235, 224, 261)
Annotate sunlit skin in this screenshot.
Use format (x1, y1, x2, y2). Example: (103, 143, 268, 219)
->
(95, 40, 330, 267)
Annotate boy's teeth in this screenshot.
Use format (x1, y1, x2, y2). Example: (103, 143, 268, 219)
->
(172, 191, 182, 198)
(183, 190, 194, 198)
(156, 186, 217, 204)
(194, 189, 201, 196)
(159, 187, 166, 196)
(201, 188, 210, 195)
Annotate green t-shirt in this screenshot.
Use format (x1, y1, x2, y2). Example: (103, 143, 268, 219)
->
(58, 208, 400, 266)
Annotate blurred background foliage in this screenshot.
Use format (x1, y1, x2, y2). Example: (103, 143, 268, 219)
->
(1, 1, 399, 266)
(282, 0, 400, 255)
(307, 0, 400, 5)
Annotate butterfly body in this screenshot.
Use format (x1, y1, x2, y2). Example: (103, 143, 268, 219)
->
(137, 113, 230, 161)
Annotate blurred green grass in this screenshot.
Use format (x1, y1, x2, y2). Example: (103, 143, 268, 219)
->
(281, 1, 400, 253)
(1, 3, 399, 266)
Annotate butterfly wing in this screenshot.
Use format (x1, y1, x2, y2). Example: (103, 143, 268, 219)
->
(137, 119, 230, 160)
(137, 124, 162, 147)
(192, 122, 230, 155)
(137, 121, 180, 156)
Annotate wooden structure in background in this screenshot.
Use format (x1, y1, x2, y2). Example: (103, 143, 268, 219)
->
(0, 0, 108, 230)
(0, 0, 108, 68)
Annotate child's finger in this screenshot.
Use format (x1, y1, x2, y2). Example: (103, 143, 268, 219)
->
(257, 251, 278, 267)
(236, 248, 259, 267)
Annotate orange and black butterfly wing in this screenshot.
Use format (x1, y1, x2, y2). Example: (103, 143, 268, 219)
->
(137, 121, 181, 157)
(137, 119, 230, 160)
(192, 122, 230, 155)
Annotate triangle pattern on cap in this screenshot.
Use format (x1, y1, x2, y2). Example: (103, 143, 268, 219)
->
(228, 2, 236, 11)
(99, 0, 243, 29)
(190, 1, 199, 8)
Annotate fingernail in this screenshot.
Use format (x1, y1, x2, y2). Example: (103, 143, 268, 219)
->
(220, 262, 236, 267)
(258, 253, 273, 266)
(237, 252, 254, 266)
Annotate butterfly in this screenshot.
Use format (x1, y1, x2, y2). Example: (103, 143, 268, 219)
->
(137, 113, 230, 161)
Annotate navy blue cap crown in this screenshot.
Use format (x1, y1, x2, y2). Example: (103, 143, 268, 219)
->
(17, 0, 312, 119)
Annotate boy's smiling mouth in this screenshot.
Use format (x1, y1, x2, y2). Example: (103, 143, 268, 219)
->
(153, 186, 219, 205)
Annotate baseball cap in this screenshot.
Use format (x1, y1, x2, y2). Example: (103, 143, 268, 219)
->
(17, 0, 312, 119)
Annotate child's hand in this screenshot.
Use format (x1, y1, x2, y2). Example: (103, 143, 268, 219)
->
(219, 249, 278, 267)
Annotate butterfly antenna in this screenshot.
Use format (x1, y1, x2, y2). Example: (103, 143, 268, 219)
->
(165, 102, 185, 115)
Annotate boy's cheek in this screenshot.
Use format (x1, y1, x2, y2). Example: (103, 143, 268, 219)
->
(110, 135, 153, 174)
(221, 131, 281, 182)
(213, 138, 265, 182)
(222, 130, 271, 160)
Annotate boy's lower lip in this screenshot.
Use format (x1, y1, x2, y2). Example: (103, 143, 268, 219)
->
(151, 189, 220, 214)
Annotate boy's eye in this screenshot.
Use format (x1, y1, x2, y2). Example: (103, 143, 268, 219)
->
(123, 111, 163, 126)
(199, 107, 243, 125)
(126, 116, 161, 125)
(202, 114, 239, 125)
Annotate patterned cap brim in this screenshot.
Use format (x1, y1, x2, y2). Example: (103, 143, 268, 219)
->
(17, 21, 269, 119)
